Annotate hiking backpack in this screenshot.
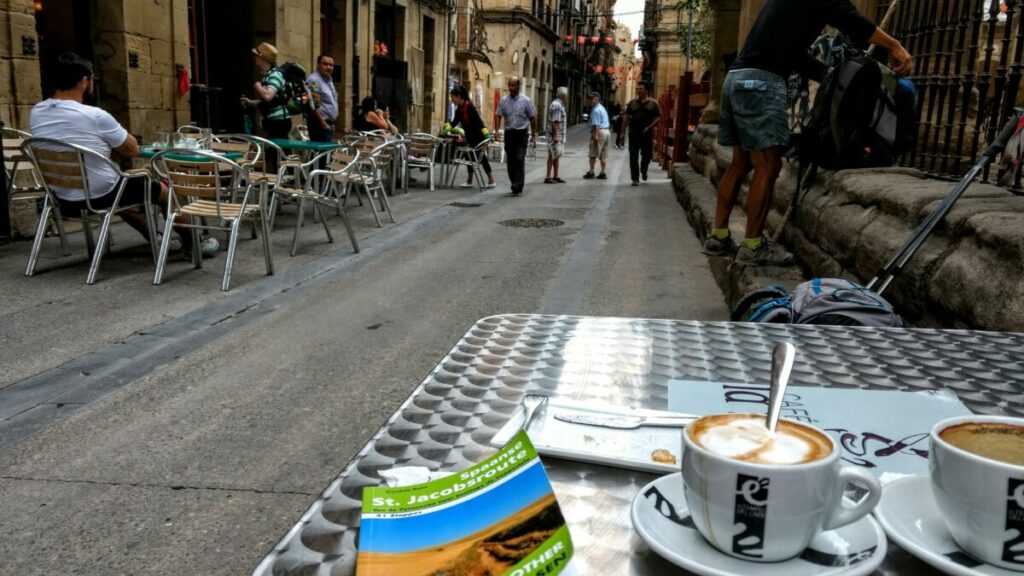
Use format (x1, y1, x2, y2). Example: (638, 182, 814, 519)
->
(731, 279, 903, 327)
(797, 46, 917, 172)
(258, 62, 320, 118)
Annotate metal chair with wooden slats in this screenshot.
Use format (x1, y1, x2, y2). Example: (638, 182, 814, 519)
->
(268, 149, 361, 256)
(21, 137, 158, 284)
(150, 149, 273, 291)
(330, 140, 397, 227)
(3, 128, 48, 241)
(448, 139, 492, 192)
(403, 133, 440, 192)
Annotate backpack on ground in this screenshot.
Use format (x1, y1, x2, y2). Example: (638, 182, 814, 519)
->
(258, 62, 320, 118)
(731, 279, 903, 327)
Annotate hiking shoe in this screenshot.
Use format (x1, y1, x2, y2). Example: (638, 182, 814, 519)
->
(701, 234, 736, 257)
(735, 240, 794, 266)
(583, 171, 596, 179)
(596, 172, 607, 180)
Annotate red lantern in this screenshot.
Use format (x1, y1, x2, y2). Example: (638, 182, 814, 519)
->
(606, 66, 615, 74)
(591, 36, 599, 44)
(565, 35, 572, 41)
(605, 38, 613, 45)
(577, 36, 586, 44)
(595, 65, 603, 73)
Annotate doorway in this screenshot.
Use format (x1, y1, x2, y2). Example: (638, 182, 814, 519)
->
(188, 0, 256, 132)
(34, 0, 94, 100)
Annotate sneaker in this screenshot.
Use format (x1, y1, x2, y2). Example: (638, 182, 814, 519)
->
(184, 236, 220, 260)
(459, 183, 477, 189)
(596, 172, 607, 180)
(631, 181, 640, 186)
(701, 234, 737, 257)
(158, 233, 183, 254)
(583, 171, 596, 179)
(641, 170, 648, 181)
(484, 183, 496, 189)
(735, 240, 794, 266)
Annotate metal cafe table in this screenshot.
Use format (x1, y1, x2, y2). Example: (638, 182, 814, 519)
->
(252, 314, 1024, 575)
(137, 147, 244, 161)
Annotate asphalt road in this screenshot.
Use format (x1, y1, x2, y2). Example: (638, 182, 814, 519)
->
(0, 125, 728, 575)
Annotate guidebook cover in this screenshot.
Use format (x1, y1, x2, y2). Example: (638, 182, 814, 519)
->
(356, 430, 573, 576)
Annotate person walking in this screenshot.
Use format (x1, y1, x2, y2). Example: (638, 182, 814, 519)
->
(610, 101, 625, 149)
(623, 82, 661, 186)
(544, 86, 568, 184)
(495, 76, 537, 196)
(449, 84, 496, 189)
(583, 92, 611, 180)
(306, 53, 338, 142)
(701, 0, 912, 266)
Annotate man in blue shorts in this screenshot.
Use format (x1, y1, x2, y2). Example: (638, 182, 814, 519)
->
(702, 0, 912, 266)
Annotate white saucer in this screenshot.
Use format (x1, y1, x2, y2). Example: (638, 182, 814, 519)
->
(631, 473, 887, 576)
(875, 475, 1018, 575)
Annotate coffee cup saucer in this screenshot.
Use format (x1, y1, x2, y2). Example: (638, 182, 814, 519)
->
(874, 475, 1018, 575)
(631, 472, 887, 576)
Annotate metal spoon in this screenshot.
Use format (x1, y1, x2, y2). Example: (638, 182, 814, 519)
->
(766, 342, 796, 433)
(521, 393, 549, 431)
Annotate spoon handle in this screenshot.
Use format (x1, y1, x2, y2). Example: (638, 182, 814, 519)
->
(767, 342, 796, 433)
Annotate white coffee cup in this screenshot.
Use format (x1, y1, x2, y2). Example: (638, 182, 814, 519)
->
(681, 413, 882, 562)
(931, 415, 1024, 571)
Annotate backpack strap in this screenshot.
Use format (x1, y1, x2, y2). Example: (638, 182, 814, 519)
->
(730, 285, 790, 322)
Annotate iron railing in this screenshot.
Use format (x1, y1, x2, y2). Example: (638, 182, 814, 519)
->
(878, 0, 1024, 185)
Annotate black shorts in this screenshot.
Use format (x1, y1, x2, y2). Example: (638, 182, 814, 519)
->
(57, 178, 161, 217)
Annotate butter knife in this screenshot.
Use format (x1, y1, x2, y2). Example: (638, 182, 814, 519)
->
(553, 412, 697, 429)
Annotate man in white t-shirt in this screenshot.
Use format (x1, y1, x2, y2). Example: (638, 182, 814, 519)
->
(30, 53, 217, 257)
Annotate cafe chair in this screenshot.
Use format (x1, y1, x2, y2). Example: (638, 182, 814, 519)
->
(448, 139, 491, 192)
(3, 128, 48, 241)
(490, 129, 506, 164)
(150, 149, 273, 291)
(21, 138, 158, 284)
(333, 140, 396, 227)
(269, 149, 361, 256)
(403, 133, 440, 192)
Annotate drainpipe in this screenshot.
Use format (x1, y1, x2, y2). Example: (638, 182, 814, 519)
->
(353, 0, 361, 124)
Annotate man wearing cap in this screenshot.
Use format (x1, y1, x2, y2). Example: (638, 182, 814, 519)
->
(583, 91, 611, 180)
(240, 42, 291, 142)
(306, 54, 337, 142)
(544, 86, 567, 184)
(495, 76, 537, 196)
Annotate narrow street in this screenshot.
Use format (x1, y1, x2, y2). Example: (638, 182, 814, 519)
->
(0, 125, 727, 575)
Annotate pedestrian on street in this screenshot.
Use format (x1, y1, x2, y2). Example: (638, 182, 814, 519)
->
(544, 86, 568, 184)
(583, 92, 611, 180)
(495, 76, 537, 196)
(306, 53, 338, 142)
(240, 42, 292, 172)
(449, 84, 496, 189)
(623, 82, 661, 186)
(701, 0, 912, 266)
(610, 101, 625, 148)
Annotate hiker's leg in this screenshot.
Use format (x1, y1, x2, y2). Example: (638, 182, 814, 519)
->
(713, 146, 752, 229)
(745, 146, 784, 239)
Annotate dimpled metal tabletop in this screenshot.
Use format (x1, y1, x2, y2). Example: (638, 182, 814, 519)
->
(252, 314, 1024, 575)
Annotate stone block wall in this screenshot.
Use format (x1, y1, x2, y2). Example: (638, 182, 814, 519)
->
(687, 123, 1024, 332)
(0, 0, 41, 129)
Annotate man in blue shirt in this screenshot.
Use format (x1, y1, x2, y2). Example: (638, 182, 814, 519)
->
(583, 92, 611, 180)
(306, 54, 338, 142)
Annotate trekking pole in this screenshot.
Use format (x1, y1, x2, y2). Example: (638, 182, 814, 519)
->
(868, 0, 900, 57)
(867, 107, 1024, 294)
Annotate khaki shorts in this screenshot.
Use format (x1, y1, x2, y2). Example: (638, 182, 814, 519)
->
(548, 140, 564, 159)
(589, 129, 611, 160)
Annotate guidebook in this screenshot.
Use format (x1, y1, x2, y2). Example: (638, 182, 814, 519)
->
(356, 429, 573, 576)
(668, 380, 972, 478)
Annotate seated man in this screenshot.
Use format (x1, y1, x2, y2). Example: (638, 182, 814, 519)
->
(29, 52, 218, 257)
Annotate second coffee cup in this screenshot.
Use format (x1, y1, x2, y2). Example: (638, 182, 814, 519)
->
(681, 413, 882, 562)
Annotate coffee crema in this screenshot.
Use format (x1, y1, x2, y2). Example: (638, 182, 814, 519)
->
(689, 413, 832, 465)
(939, 421, 1024, 466)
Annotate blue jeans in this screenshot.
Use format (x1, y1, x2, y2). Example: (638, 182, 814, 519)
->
(718, 68, 790, 151)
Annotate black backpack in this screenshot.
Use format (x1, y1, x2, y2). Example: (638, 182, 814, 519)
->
(797, 48, 916, 171)
(258, 62, 318, 118)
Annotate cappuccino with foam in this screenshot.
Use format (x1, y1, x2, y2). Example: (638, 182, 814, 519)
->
(689, 413, 832, 465)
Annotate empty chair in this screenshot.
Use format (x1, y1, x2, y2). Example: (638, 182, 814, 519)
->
(332, 140, 397, 227)
(21, 137, 158, 284)
(150, 149, 273, 291)
(269, 149, 361, 256)
(3, 128, 47, 239)
(403, 133, 440, 192)
(448, 139, 492, 192)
